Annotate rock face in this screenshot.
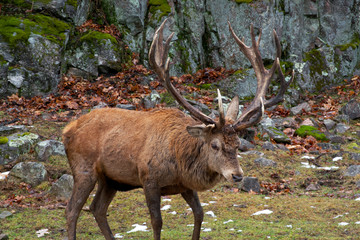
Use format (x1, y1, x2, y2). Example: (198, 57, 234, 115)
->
(1, 0, 360, 98)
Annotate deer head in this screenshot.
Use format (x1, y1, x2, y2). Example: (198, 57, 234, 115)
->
(149, 19, 293, 184)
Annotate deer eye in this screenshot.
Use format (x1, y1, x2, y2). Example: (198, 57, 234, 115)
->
(211, 142, 220, 151)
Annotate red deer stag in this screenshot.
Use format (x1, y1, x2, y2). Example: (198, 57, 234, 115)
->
(63, 19, 293, 240)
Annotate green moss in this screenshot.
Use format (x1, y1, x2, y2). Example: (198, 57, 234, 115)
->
(1, 0, 31, 8)
(0, 14, 70, 47)
(0, 137, 9, 144)
(79, 30, 118, 45)
(66, 0, 78, 8)
(303, 49, 327, 91)
(295, 125, 328, 142)
(346, 142, 360, 153)
(17, 132, 31, 137)
(199, 83, 213, 90)
(160, 92, 175, 105)
(148, 0, 171, 19)
(336, 33, 360, 51)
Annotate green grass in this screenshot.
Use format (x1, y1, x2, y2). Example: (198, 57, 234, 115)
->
(1, 191, 360, 239)
(1, 114, 360, 239)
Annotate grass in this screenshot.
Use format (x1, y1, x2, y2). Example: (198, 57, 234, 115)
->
(1, 190, 360, 239)
(0, 105, 360, 239)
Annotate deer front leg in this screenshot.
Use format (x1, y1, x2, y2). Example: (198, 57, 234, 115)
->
(181, 190, 203, 240)
(144, 183, 162, 240)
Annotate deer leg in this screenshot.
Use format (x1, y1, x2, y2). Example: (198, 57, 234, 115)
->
(181, 190, 203, 240)
(143, 184, 162, 240)
(90, 180, 117, 240)
(66, 175, 96, 240)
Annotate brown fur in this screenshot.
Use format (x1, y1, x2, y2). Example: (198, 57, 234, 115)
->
(63, 107, 243, 240)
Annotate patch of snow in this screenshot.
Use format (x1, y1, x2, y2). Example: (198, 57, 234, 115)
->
(317, 166, 339, 170)
(264, 197, 271, 200)
(355, 198, 360, 201)
(301, 162, 338, 170)
(338, 222, 349, 226)
(286, 225, 292, 228)
(333, 215, 343, 219)
(205, 211, 216, 218)
(332, 157, 342, 162)
(127, 224, 149, 233)
(301, 155, 315, 159)
(237, 154, 243, 158)
(187, 224, 194, 227)
(162, 198, 171, 202)
(229, 228, 235, 231)
(355, 221, 360, 224)
(169, 211, 177, 215)
(223, 219, 234, 224)
(203, 228, 211, 232)
(36, 229, 49, 238)
(301, 162, 316, 169)
(114, 233, 124, 238)
(0, 171, 10, 181)
(252, 209, 273, 216)
(209, 201, 217, 204)
(160, 205, 171, 211)
(201, 203, 209, 206)
(310, 206, 316, 208)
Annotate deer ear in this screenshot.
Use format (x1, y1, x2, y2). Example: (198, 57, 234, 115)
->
(225, 95, 239, 121)
(187, 124, 215, 138)
(186, 125, 206, 138)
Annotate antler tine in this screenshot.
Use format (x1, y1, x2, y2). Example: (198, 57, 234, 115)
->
(228, 22, 291, 131)
(149, 19, 215, 125)
(216, 89, 225, 128)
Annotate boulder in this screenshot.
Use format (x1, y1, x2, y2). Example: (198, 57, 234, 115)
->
(238, 138, 255, 152)
(240, 177, 260, 193)
(8, 162, 48, 186)
(262, 126, 291, 144)
(49, 174, 74, 200)
(116, 104, 136, 110)
(340, 99, 360, 120)
(334, 123, 350, 134)
(290, 102, 311, 115)
(0, 211, 12, 219)
(35, 140, 66, 161)
(344, 165, 360, 177)
(262, 141, 276, 151)
(323, 119, 336, 130)
(0, 132, 40, 165)
(254, 157, 277, 167)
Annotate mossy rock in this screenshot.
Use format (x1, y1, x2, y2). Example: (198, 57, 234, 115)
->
(79, 30, 118, 45)
(295, 125, 328, 141)
(148, 0, 171, 20)
(0, 14, 70, 47)
(0, 137, 9, 144)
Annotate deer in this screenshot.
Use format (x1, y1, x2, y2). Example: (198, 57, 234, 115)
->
(62, 19, 293, 240)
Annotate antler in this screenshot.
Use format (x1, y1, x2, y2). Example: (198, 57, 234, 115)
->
(149, 19, 224, 126)
(228, 22, 294, 131)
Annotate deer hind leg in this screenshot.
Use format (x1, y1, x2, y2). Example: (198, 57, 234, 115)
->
(181, 190, 203, 240)
(66, 173, 96, 240)
(90, 179, 117, 240)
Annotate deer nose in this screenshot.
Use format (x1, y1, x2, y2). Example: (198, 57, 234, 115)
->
(232, 174, 243, 182)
